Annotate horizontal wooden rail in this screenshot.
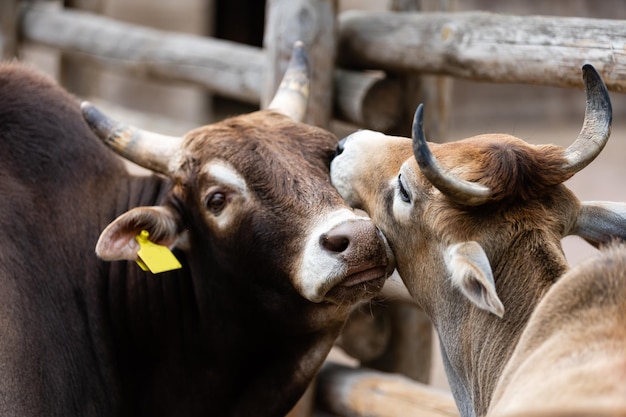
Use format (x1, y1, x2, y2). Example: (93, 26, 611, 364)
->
(316, 362, 459, 417)
(18, 3, 401, 131)
(338, 10, 626, 92)
(0, 1, 18, 59)
(20, 3, 264, 102)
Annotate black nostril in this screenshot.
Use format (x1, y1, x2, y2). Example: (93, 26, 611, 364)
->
(334, 137, 347, 158)
(321, 232, 350, 253)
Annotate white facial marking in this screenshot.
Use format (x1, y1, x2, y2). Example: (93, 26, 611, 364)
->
(296, 208, 371, 302)
(392, 163, 416, 223)
(203, 160, 248, 229)
(204, 161, 248, 194)
(331, 130, 387, 204)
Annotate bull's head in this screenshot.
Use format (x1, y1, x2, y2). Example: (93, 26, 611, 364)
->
(330, 64, 625, 317)
(81, 42, 394, 310)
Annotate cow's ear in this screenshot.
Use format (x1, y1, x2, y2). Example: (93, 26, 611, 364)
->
(444, 241, 504, 318)
(572, 201, 626, 248)
(96, 206, 183, 261)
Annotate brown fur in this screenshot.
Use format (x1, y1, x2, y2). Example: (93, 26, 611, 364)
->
(0, 61, 391, 417)
(434, 135, 571, 204)
(489, 243, 626, 416)
(331, 119, 621, 416)
(180, 110, 340, 210)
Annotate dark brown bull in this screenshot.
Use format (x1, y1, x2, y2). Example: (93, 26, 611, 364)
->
(0, 44, 393, 417)
(330, 64, 626, 417)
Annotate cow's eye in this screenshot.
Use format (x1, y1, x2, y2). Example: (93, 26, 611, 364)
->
(206, 192, 226, 213)
(398, 174, 411, 203)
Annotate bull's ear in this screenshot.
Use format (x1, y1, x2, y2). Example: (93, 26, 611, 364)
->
(96, 206, 183, 261)
(444, 241, 504, 318)
(572, 201, 626, 248)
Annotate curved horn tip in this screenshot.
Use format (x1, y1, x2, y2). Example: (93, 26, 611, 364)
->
(290, 40, 308, 71)
(412, 103, 424, 139)
(411, 103, 430, 162)
(80, 100, 97, 120)
(581, 63, 601, 84)
(80, 100, 92, 111)
(581, 63, 612, 119)
(412, 103, 425, 140)
(80, 100, 117, 136)
(411, 102, 491, 206)
(80, 101, 101, 119)
(267, 41, 311, 121)
(560, 63, 612, 175)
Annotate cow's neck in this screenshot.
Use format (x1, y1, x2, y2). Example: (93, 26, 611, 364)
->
(108, 255, 346, 416)
(101, 178, 348, 415)
(111, 173, 171, 215)
(432, 230, 568, 417)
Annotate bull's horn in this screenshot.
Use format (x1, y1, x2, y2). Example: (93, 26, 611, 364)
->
(412, 104, 492, 206)
(267, 41, 310, 122)
(561, 64, 612, 175)
(81, 102, 183, 176)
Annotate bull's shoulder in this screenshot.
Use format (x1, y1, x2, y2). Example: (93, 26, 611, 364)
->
(0, 61, 125, 183)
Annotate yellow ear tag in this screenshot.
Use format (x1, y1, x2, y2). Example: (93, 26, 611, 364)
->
(135, 230, 182, 274)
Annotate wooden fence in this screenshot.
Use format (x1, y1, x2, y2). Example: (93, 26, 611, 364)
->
(5, 2, 626, 133)
(2, 1, 626, 416)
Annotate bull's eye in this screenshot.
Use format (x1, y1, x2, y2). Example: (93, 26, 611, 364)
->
(398, 174, 411, 203)
(206, 192, 226, 213)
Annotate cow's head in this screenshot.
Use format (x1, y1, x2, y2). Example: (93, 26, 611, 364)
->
(331, 64, 625, 319)
(82, 43, 394, 312)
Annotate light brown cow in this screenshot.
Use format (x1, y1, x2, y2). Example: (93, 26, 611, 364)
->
(330, 64, 626, 417)
(487, 242, 626, 416)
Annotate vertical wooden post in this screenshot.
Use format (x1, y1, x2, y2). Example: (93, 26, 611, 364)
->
(389, 0, 456, 142)
(339, 297, 433, 384)
(0, 0, 18, 60)
(267, 3, 337, 413)
(60, 0, 104, 97)
(263, 0, 337, 128)
(363, 302, 433, 383)
(343, 0, 458, 386)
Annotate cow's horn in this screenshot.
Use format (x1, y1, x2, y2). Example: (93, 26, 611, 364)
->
(561, 64, 612, 176)
(267, 41, 310, 122)
(81, 102, 183, 176)
(412, 104, 492, 206)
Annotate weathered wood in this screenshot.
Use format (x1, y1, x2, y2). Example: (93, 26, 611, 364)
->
(387, 0, 456, 141)
(338, 11, 626, 92)
(18, 3, 397, 129)
(338, 303, 392, 363)
(334, 70, 401, 131)
(0, 0, 18, 59)
(316, 363, 459, 417)
(338, 299, 432, 383)
(61, 0, 104, 100)
(362, 302, 433, 383)
(364, 0, 443, 387)
(337, 271, 426, 373)
(19, 2, 263, 103)
(263, 0, 337, 128)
